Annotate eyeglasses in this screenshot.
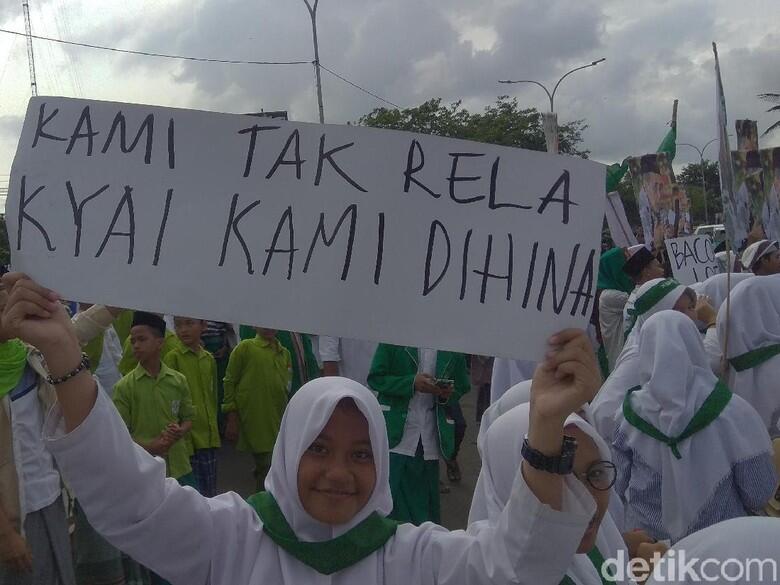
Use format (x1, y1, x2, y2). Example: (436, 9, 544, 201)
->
(574, 460, 617, 491)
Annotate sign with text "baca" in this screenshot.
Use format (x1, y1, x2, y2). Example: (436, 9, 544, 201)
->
(665, 235, 720, 285)
(7, 97, 605, 360)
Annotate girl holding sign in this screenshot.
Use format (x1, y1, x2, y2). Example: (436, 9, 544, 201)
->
(2, 271, 603, 585)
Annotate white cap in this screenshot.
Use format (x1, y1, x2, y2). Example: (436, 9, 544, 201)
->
(741, 239, 779, 269)
(627, 244, 649, 257)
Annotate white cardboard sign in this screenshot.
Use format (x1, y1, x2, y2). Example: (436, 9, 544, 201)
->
(665, 235, 719, 285)
(605, 191, 638, 248)
(7, 97, 605, 360)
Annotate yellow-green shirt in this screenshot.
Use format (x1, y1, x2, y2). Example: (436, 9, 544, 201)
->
(113, 363, 195, 479)
(164, 344, 221, 450)
(118, 330, 180, 376)
(222, 336, 291, 454)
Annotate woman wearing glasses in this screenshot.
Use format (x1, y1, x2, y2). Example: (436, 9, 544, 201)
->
(468, 398, 664, 585)
(612, 310, 777, 545)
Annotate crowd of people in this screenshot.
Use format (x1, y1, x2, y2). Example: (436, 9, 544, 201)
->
(1, 237, 780, 585)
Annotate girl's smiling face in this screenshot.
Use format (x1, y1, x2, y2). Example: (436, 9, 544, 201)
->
(297, 399, 377, 525)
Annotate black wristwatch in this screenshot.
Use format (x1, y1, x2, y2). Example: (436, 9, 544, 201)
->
(521, 435, 577, 474)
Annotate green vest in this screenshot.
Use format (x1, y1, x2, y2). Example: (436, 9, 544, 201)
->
(367, 345, 470, 460)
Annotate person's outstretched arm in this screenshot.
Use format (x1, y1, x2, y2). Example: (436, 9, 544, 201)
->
(0, 273, 265, 585)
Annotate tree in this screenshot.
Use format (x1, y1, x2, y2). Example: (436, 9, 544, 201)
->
(677, 160, 722, 224)
(0, 215, 9, 266)
(357, 96, 589, 157)
(758, 93, 780, 136)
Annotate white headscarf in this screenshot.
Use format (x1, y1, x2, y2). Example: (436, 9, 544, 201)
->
(590, 278, 689, 442)
(266, 376, 393, 542)
(618, 311, 773, 542)
(695, 272, 753, 312)
(718, 275, 780, 434)
(469, 402, 628, 585)
(646, 517, 780, 584)
(476, 380, 531, 456)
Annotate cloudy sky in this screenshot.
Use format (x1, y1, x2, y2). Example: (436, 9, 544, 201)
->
(0, 0, 779, 212)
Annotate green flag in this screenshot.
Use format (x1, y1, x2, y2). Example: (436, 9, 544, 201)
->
(657, 125, 677, 161)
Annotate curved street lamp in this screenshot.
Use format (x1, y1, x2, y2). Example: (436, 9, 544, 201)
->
(679, 138, 720, 225)
(499, 58, 606, 113)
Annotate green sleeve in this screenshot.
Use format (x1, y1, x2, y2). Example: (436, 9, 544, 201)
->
(112, 380, 133, 433)
(303, 334, 320, 380)
(118, 336, 137, 376)
(178, 376, 195, 422)
(222, 343, 244, 413)
(451, 354, 471, 401)
(367, 344, 415, 399)
(162, 350, 178, 371)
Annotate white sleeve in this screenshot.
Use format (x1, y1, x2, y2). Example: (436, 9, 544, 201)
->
(489, 358, 512, 403)
(318, 335, 341, 362)
(44, 391, 265, 585)
(391, 467, 595, 585)
(703, 328, 722, 374)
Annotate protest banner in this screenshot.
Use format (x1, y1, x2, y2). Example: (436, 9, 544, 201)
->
(6, 97, 605, 360)
(664, 234, 719, 285)
(605, 191, 638, 247)
(732, 149, 766, 238)
(760, 147, 780, 242)
(628, 153, 691, 247)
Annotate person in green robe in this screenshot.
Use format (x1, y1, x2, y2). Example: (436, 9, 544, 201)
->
(367, 345, 470, 525)
(238, 326, 319, 396)
(223, 328, 292, 490)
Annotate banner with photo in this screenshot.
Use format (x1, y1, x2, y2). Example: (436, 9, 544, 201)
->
(760, 147, 780, 242)
(628, 153, 691, 248)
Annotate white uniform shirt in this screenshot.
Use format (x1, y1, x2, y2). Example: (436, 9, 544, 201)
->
(390, 348, 439, 460)
(318, 336, 378, 388)
(10, 369, 61, 515)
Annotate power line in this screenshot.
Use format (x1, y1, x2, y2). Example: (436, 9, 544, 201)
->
(0, 27, 401, 110)
(319, 63, 400, 109)
(0, 28, 312, 66)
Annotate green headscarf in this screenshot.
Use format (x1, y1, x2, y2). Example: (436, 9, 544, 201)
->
(597, 247, 634, 293)
(0, 339, 29, 400)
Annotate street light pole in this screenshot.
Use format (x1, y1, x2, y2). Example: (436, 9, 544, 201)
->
(679, 138, 719, 225)
(302, 0, 325, 124)
(499, 58, 605, 153)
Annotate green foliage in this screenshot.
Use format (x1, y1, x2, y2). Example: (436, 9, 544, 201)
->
(357, 97, 589, 158)
(677, 160, 722, 224)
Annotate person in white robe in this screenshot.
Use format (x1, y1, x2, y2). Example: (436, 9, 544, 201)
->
(318, 336, 378, 388)
(646, 517, 780, 585)
(694, 273, 753, 373)
(612, 310, 776, 544)
(590, 279, 694, 442)
(718, 274, 780, 436)
(469, 401, 666, 584)
(0, 272, 606, 585)
(488, 357, 537, 403)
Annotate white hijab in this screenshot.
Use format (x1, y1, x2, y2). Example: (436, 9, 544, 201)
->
(646, 517, 780, 584)
(618, 311, 772, 542)
(266, 376, 393, 542)
(695, 272, 753, 311)
(476, 380, 532, 456)
(718, 275, 780, 434)
(590, 278, 689, 442)
(469, 402, 629, 585)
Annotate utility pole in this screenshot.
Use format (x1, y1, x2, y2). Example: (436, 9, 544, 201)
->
(302, 0, 325, 124)
(22, 1, 38, 96)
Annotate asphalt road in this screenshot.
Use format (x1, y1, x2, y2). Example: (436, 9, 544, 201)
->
(215, 384, 483, 530)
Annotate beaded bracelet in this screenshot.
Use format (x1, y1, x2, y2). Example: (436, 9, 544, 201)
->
(46, 353, 91, 385)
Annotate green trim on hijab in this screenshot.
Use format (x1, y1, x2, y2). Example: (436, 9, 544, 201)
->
(0, 339, 29, 400)
(597, 248, 634, 293)
(248, 491, 399, 575)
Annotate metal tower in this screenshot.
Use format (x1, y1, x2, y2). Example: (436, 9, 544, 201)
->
(22, 1, 38, 96)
